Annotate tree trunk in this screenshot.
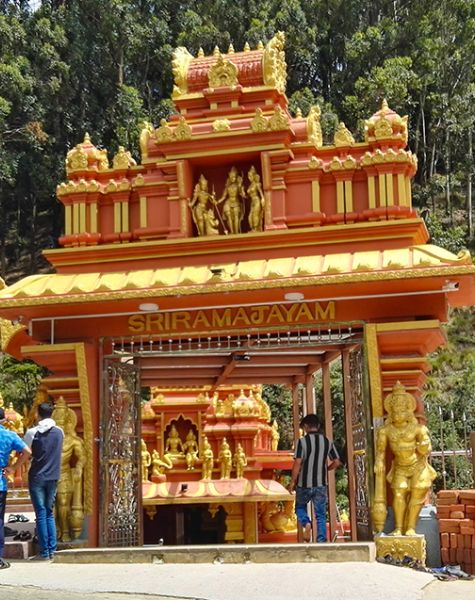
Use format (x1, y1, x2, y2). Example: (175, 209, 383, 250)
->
(468, 127, 473, 240)
(445, 127, 452, 221)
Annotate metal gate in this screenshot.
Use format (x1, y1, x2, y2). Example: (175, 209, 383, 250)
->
(349, 346, 374, 540)
(100, 357, 142, 546)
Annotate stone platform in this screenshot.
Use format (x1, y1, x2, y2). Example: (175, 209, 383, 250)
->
(54, 541, 375, 564)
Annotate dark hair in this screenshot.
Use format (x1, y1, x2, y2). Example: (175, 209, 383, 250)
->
(300, 414, 320, 430)
(0, 407, 4, 421)
(38, 402, 54, 419)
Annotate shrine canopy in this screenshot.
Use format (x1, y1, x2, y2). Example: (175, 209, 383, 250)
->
(0, 33, 474, 360)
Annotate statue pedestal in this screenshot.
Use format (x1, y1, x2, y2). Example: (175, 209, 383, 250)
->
(375, 533, 426, 565)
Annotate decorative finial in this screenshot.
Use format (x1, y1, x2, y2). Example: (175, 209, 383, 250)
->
(198, 47, 204, 57)
(296, 108, 302, 118)
(381, 98, 389, 112)
(244, 42, 250, 52)
(228, 43, 235, 54)
(257, 40, 264, 50)
(213, 45, 220, 57)
(83, 133, 91, 143)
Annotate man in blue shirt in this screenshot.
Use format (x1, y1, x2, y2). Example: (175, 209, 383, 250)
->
(0, 406, 31, 569)
(24, 401, 63, 561)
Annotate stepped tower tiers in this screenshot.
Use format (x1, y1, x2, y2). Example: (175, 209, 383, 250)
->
(0, 33, 474, 553)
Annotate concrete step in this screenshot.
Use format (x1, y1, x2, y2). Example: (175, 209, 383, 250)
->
(4, 540, 34, 560)
(54, 542, 375, 564)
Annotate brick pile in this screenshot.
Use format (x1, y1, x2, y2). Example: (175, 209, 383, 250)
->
(436, 489, 475, 574)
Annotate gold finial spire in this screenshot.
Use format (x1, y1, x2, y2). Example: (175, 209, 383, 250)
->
(198, 47, 204, 57)
(381, 98, 389, 112)
(296, 108, 302, 118)
(83, 133, 91, 143)
(213, 45, 220, 57)
(257, 40, 264, 50)
(228, 43, 235, 54)
(244, 41, 250, 52)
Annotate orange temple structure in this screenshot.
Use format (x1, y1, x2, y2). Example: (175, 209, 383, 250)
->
(0, 33, 474, 551)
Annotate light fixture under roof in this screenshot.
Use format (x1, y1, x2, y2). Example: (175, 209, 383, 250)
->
(284, 292, 305, 301)
(138, 302, 159, 311)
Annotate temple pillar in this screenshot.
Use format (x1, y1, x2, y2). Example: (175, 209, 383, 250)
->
(322, 361, 337, 541)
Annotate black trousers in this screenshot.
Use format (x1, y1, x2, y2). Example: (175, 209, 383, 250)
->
(0, 490, 7, 557)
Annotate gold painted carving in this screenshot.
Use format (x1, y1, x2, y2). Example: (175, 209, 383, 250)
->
(268, 106, 290, 131)
(233, 443, 247, 479)
(250, 108, 268, 133)
(165, 424, 185, 459)
(307, 105, 323, 147)
(139, 121, 153, 160)
(218, 437, 232, 479)
(200, 435, 214, 480)
(172, 47, 193, 97)
(212, 119, 231, 132)
(263, 32, 287, 93)
(174, 116, 192, 141)
(334, 122, 355, 146)
(66, 144, 88, 172)
(189, 174, 219, 236)
(74, 343, 93, 516)
(375, 534, 426, 564)
(151, 449, 173, 477)
(215, 166, 246, 234)
(247, 166, 265, 232)
(183, 429, 199, 470)
(0, 318, 25, 352)
(141, 439, 151, 481)
(112, 146, 137, 170)
(155, 119, 174, 143)
(208, 55, 238, 88)
(373, 382, 436, 535)
(271, 420, 280, 451)
(308, 156, 322, 169)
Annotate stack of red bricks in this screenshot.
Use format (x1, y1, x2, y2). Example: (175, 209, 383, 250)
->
(437, 489, 475, 574)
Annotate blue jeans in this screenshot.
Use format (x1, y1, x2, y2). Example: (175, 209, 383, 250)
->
(295, 485, 328, 542)
(29, 479, 58, 557)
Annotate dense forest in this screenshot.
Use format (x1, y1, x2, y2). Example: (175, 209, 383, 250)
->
(0, 0, 474, 488)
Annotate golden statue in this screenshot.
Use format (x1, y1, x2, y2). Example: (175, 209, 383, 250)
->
(52, 398, 86, 541)
(200, 436, 214, 480)
(215, 167, 246, 234)
(183, 429, 199, 471)
(271, 420, 280, 451)
(373, 382, 437, 536)
(165, 424, 184, 458)
(151, 449, 173, 477)
(247, 166, 265, 232)
(141, 439, 151, 481)
(233, 443, 247, 479)
(189, 175, 217, 236)
(218, 437, 232, 479)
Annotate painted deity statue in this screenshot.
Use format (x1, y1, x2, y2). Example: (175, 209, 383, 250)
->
(218, 437, 232, 479)
(373, 382, 437, 536)
(215, 166, 246, 234)
(233, 443, 247, 479)
(271, 420, 280, 451)
(247, 166, 265, 232)
(200, 436, 214, 480)
(165, 424, 184, 458)
(141, 439, 151, 481)
(189, 174, 216, 236)
(151, 449, 173, 477)
(183, 429, 199, 471)
(52, 398, 86, 541)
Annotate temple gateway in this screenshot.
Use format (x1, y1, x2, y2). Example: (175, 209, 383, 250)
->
(0, 33, 474, 557)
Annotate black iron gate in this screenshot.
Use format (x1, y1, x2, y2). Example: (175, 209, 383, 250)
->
(100, 357, 142, 546)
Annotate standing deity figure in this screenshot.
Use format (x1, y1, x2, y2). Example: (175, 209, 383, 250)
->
(189, 174, 216, 236)
(271, 420, 280, 451)
(215, 166, 246, 234)
(165, 424, 184, 458)
(233, 443, 247, 479)
(218, 437, 233, 479)
(373, 382, 437, 536)
(52, 398, 86, 541)
(200, 436, 214, 480)
(183, 429, 199, 471)
(141, 439, 152, 481)
(247, 166, 265, 232)
(151, 449, 173, 477)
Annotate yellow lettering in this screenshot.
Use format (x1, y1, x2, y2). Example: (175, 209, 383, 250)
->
(281, 303, 299, 322)
(232, 307, 251, 326)
(192, 310, 211, 329)
(146, 313, 164, 332)
(212, 308, 232, 328)
(172, 311, 191, 330)
(249, 306, 269, 324)
(295, 303, 314, 322)
(128, 315, 145, 333)
(266, 304, 285, 323)
(315, 301, 335, 321)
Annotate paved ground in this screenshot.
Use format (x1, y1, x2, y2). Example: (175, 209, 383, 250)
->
(0, 561, 474, 600)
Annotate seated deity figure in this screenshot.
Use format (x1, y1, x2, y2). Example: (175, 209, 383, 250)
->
(141, 439, 151, 481)
(218, 437, 233, 479)
(189, 174, 215, 236)
(52, 398, 86, 542)
(247, 166, 265, 232)
(233, 443, 247, 479)
(373, 382, 437, 536)
(165, 424, 184, 459)
(200, 436, 214, 480)
(151, 449, 173, 477)
(215, 166, 246, 234)
(183, 429, 199, 471)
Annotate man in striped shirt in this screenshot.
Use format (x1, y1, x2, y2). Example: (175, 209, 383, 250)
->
(289, 414, 341, 543)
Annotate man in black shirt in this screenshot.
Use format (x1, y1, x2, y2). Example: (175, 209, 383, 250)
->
(289, 414, 341, 543)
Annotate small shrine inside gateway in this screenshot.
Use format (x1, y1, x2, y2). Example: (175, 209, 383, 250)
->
(0, 32, 473, 558)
